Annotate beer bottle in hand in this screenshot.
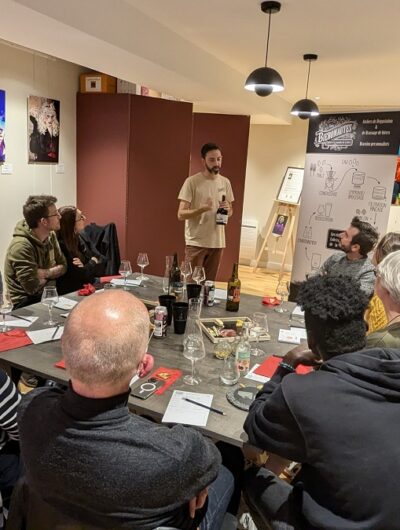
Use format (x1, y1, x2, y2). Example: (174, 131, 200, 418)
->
(216, 194, 228, 225)
(169, 252, 183, 301)
(226, 263, 241, 312)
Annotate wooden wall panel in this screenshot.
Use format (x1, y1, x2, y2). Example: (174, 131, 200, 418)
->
(190, 113, 250, 281)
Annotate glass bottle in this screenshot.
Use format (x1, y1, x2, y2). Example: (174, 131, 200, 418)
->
(235, 321, 251, 376)
(226, 263, 241, 312)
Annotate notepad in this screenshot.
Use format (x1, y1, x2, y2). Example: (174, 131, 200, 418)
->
(162, 390, 213, 427)
(278, 327, 307, 344)
(111, 278, 142, 287)
(27, 326, 64, 344)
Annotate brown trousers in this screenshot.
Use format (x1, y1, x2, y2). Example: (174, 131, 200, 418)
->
(184, 246, 223, 282)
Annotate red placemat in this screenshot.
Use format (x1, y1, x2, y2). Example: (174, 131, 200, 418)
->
(0, 329, 32, 352)
(151, 366, 182, 395)
(100, 275, 122, 283)
(55, 359, 66, 369)
(254, 356, 313, 378)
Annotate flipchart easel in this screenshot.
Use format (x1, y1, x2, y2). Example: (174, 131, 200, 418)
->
(252, 200, 299, 281)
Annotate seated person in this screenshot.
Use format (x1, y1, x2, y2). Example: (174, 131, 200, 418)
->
(243, 275, 400, 530)
(312, 216, 378, 297)
(366, 249, 400, 348)
(4, 195, 66, 308)
(0, 369, 21, 513)
(16, 290, 233, 530)
(56, 206, 105, 295)
(366, 231, 400, 333)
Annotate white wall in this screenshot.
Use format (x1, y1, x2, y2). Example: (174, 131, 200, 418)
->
(0, 41, 83, 272)
(242, 119, 308, 269)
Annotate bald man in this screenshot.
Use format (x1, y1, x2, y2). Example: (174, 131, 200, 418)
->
(16, 291, 233, 530)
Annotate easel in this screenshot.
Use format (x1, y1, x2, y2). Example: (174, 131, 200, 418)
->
(253, 200, 298, 281)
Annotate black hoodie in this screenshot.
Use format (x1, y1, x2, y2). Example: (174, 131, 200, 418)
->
(244, 348, 400, 530)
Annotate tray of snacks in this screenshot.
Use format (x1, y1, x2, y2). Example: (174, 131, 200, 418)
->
(199, 317, 271, 344)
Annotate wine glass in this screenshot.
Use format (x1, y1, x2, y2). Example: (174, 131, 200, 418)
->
(119, 260, 132, 289)
(192, 266, 206, 285)
(41, 286, 59, 326)
(0, 291, 13, 333)
(183, 334, 205, 385)
(137, 253, 149, 281)
(180, 260, 192, 296)
(251, 312, 269, 356)
(275, 280, 290, 313)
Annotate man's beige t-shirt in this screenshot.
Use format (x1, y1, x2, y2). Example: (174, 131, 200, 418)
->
(178, 172, 234, 248)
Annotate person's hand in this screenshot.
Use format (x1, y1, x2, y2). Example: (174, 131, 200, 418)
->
(283, 344, 322, 369)
(189, 487, 208, 518)
(37, 268, 48, 281)
(90, 256, 99, 264)
(138, 353, 154, 378)
(73, 258, 84, 267)
(200, 197, 213, 212)
(219, 199, 229, 209)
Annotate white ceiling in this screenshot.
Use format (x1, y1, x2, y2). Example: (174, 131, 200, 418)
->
(3, 0, 400, 123)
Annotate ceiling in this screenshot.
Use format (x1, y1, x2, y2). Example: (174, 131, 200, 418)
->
(3, 0, 400, 123)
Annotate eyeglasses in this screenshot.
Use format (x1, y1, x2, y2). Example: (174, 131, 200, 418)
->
(46, 212, 60, 218)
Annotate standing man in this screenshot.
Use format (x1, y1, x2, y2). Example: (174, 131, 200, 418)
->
(178, 143, 234, 281)
(4, 195, 66, 308)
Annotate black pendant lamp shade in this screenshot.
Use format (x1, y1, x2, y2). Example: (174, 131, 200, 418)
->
(291, 54, 320, 119)
(245, 1, 284, 96)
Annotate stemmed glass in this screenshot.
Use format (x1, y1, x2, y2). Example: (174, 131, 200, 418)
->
(119, 260, 132, 289)
(41, 286, 59, 326)
(137, 253, 149, 281)
(275, 280, 290, 313)
(251, 312, 269, 356)
(192, 266, 206, 285)
(181, 261, 192, 296)
(0, 291, 13, 333)
(183, 334, 206, 385)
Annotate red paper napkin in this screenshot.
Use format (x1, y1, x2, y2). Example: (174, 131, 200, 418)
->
(0, 329, 32, 352)
(55, 359, 66, 369)
(151, 366, 182, 395)
(100, 275, 122, 283)
(262, 296, 281, 306)
(254, 356, 313, 378)
(78, 283, 96, 296)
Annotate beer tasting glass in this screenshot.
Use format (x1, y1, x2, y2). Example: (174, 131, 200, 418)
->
(137, 253, 149, 281)
(192, 266, 205, 285)
(41, 286, 59, 326)
(0, 291, 13, 333)
(275, 280, 290, 313)
(183, 334, 205, 385)
(119, 260, 132, 289)
(251, 312, 269, 356)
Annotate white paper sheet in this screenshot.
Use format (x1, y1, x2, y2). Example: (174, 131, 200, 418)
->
(214, 288, 227, 300)
(110, 278, 142, 287)
(162, 390, 213, 426)
(278, 327, 307, 344)
(54, 297, 78, 310)
(244, 364, 270, 384)
(27, 326, 64, 344)
(292, 305, 305, 317)
(3, 315, 38, 328)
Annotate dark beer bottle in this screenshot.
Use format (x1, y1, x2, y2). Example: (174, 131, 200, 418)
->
(216, 194, 228, 225)
(226, 263, 241, 312)
(169, 252, 183, 301)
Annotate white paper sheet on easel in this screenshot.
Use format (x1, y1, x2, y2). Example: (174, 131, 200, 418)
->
(162, 390, 212, 426)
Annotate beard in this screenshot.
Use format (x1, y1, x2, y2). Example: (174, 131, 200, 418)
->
(205, 163, 220, 175)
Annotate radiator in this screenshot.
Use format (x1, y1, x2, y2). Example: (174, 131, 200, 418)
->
(239, 220, 258, 264)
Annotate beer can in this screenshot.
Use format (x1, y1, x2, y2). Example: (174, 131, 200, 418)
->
(203, 280, 215, 307)
(154, 306, 167, 338)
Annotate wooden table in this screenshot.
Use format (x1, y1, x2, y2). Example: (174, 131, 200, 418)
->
(0, 276, 297, 447)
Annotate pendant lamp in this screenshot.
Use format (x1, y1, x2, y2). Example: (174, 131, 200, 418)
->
(291, 54, 320, 119)
(245, 1, 284, 97)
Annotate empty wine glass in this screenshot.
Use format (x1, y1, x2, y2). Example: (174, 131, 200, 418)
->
(192, 266, 206, 285)
(183, 334, 206, 385)
(0, 291, 13, 333)
(137, 253, 149, 281)
(180, 260, 192, 296)
(251, 312, 269, 356)
(41, 286, 59, 326)
(275, 280, 290, 313)
(119, 260, 132, 289)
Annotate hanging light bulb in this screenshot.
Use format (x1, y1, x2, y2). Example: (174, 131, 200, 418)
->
(245, 1, 284, 97)
(291, 54, 320, 119)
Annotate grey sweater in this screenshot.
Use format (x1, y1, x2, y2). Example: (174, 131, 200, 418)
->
(18, 384, 221, 529)
(317, 252, 375, 297)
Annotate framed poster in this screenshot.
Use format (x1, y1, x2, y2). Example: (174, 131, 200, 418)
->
(0, 89, 5, 163)
(28, 96, 60, 163)
(276, 166, 304, 204)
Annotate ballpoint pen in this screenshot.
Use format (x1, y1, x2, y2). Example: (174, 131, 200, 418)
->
(183, 397, 226, 416)
(11, 313, 32, 323)
(51, 326, 60, 339)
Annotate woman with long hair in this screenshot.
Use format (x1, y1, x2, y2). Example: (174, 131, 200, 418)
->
(56, 206, 105, 295)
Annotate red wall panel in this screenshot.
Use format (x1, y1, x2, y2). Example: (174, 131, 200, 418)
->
(190, 113, 250, 280)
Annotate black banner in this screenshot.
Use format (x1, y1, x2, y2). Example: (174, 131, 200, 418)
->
(307, 112, 400, 155)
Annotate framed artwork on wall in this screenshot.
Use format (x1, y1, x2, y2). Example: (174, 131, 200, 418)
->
(0, 89, 5, 163)
(28, 96, 60, 163)
(276, 166, 304, 204)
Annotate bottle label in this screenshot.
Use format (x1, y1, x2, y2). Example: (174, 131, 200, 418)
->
(171, 282, 184, 301)
(228, 287, 240, 303)
(216, 212, 228, 225)
(237, 357, 250, 373)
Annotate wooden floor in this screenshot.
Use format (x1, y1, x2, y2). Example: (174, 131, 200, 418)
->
(216, 265, 291, 298)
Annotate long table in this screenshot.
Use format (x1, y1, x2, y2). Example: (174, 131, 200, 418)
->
(0, 276, 297, 447)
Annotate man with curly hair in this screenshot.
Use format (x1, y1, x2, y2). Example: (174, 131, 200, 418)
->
(243, 275, 400, 530)
(314, 216, 378, 298)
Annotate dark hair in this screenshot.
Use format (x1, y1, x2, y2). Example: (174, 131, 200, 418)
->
(350, 216, 379, 256)
(58, 206, 81, 258)
(297, 275, 369, 357)
(23, 195, 57, 229)
(374, 232, 400, 264)
(201, 143, 221, 158)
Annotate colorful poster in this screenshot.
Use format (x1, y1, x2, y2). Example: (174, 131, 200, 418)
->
(28, 96, 60, 163)
(291, 111, 400, 286)
(0, 90, 5, 162)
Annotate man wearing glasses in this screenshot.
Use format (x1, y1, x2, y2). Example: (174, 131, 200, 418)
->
(4, 195, 66, 308)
